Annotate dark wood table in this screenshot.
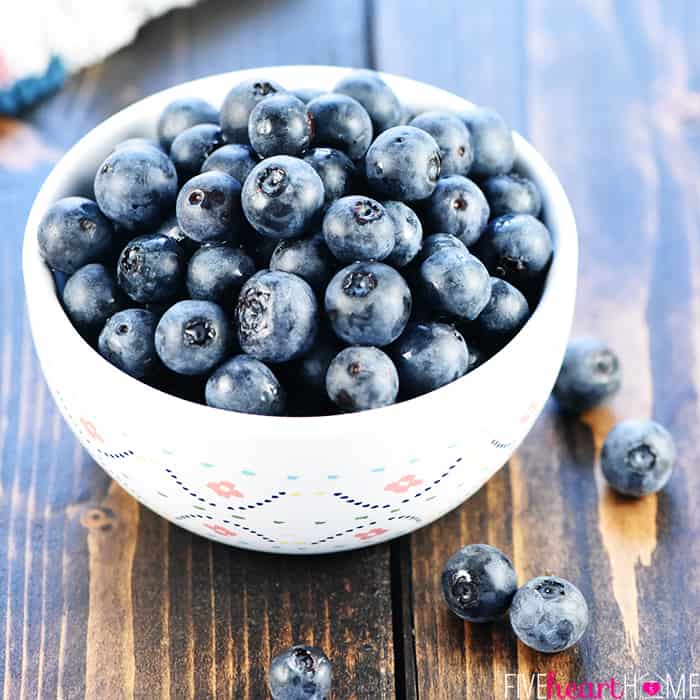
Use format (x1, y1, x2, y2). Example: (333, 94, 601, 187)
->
(2, 1, 699, 697)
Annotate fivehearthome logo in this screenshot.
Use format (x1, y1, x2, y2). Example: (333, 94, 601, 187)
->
(504, 672, 700, 698)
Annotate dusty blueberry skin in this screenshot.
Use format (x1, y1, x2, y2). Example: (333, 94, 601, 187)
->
(242, 156, 325, 239)
(423, 175, 490, 247)
(38, 196, 115, 274)
(393, 322, 469, 397)
(114, 137, 163, 153)
(117, 233, 185, 304)
(481, 173, 542, 218)
(325, 262, 412, 347)
(293, 87, 323, 104)
(202, 144, 258, 184)
(459, 105, 515, 179)
(248, 93, 312, 158)
(326, 346, 399, 412)
(419, 248, 491, 321)
(307, 93, 373, 161)
(219, 78, 286, 144)
(365, 126, 441, 202)
(322, 196, 396, 263)
(303, 147, 357, 208)
(169, 123, 225, 181)
(98, 308, 158, 379)
(235, 270, 318, 363)
(334, 69, 402, 134)
(417, 233, 468, 263)
(186, 242, 256, 304)
(268, 645, 332, 700)
(384, 201, 423, 268)
(553, 337, 622, 413)
(94, 145, 178, 232)
(475, 213, 553, 294)
(157, 97, 218, 151)
(410, 111, 474, 176)
(441, 544, 518, 622)
(601, 420, 675, 497)
(176, 171, 242, 243)
(155, 300, 231, 375)
(269, 233, 336, 292)
(62, 263, 123, 332)
(205, 355, 286, 416)
(510, 576, 589, 653)
(473, 278, 530, 351)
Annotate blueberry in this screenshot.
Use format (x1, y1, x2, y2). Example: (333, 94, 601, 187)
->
(410, 111, 473, 176)
(473, 278, 530, 350)
(269, 233, 336, 292)
(365, 126, 441, 201)
(169, 123, 225, 181)
(239, 222, 279, 268)
(248, 93, 312, 158)
(155, 300, 231, 375)
(205, 355, 285, 416)
(236, 271, 318, 363)
(322, 196, 395, 263)
(94, 145, 177, 232)
(441, 544, 518, 622)
(326, 346, 398, 412)
(63, 263, 123, 332)
(334, 69, 402, 134)
(384, 201, 423, 268)
(419, 248, 490, 321)
(307, 93, 373, 160)
(459, 105, 515, 179)
(268, 645, 332, 700)
(417, 233, 468, 262)
(601, 419, 675, 497)
(176, 171, 242, 243)
(186, 242, 256, 303)
(510, 576, 589, 653)
(117, 233, 185, 304)
(553, 337, 622, 413)
(98, 308, 158, 379)
(467, 342, 489, 372)
(475, 214, 553, 294)
(157, 97, 218, 150)
(394, 322, 469, 397)
(481, 173, 542, 218)
(114, 137, 163, 153)
(293, 87, 323, 104)
(325, 262, 411, 346)
(202, 144, 258, 184)
(219, 78, 286, 144)
(295, 331, 342, 398)
(242, 156, 325, 239)
(38, 196, 114, 274)
(423, 175, 490, 247)
(303, 147, 357, 208)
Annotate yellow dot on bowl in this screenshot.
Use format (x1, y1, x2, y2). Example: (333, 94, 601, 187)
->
(290, 491, 302, 497)
(294, 541, 306, 545)
(279, 540, 289, 545)
(312, 491, 326, 496)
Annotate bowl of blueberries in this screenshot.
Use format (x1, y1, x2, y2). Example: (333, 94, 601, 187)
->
(23, 66, 577, 553)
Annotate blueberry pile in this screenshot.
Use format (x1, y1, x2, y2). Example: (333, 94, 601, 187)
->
(39, 70, 552, 416)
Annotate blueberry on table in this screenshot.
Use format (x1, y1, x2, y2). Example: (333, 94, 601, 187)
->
(38, 196, 114, 274)
(268, 644, 332, 700)
(242, 156, 325, 239)
(269, 233, 336, 293)
(473, 278, 530, 351)
(601, 419, 675, 497)
(94, 145, 177, 232)
(169, 123, 225, 181)
(235, 271, 318, 363)
(248, 93, 312, 158)
(117, 233, 185, 304)
(417, 233, 468, 263)
(441, 544, 518, 622)
(63, 263, 123, 333)
(205, 355, 286, 416)
(219, 78, 286, 144)
(423, 175, 490, 247)
(365, 126, 441, 201)
(186, 242, 255, 304)
(307, 93, 373, 160)
(384, 201, 423, 268)
(155, 300, 231, 375)
(410, 111, 473, 176)
(156, 96, 218, 151)
(322, 196, 395, 263)
(510, 576, 589, 653)
(481, 172, 542, 218)
(326, 346, 399, 412)
(393, 322, 469, 397)
(459, 105, 515, 179)
(334, 69, 402, 134)
(98, 308, 158, 379)
(303, 147, 357, 208)
(325, 261, 411, 347)
(201, 144, 258, 184)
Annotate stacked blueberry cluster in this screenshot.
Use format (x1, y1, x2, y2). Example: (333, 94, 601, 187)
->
(39, 70, 552, 416)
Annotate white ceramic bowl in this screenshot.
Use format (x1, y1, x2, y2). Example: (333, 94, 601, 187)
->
(23, 66, 577, 554)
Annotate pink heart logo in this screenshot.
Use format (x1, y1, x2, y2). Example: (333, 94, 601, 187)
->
(642, 681, 661, 696)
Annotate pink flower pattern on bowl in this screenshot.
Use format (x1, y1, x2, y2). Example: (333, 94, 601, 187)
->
(384, 474, 423, 494)
(355, 528, 388, 541)
(207, 481, 244, 498)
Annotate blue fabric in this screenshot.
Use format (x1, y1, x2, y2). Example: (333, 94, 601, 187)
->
(0, 56, 67, 115)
